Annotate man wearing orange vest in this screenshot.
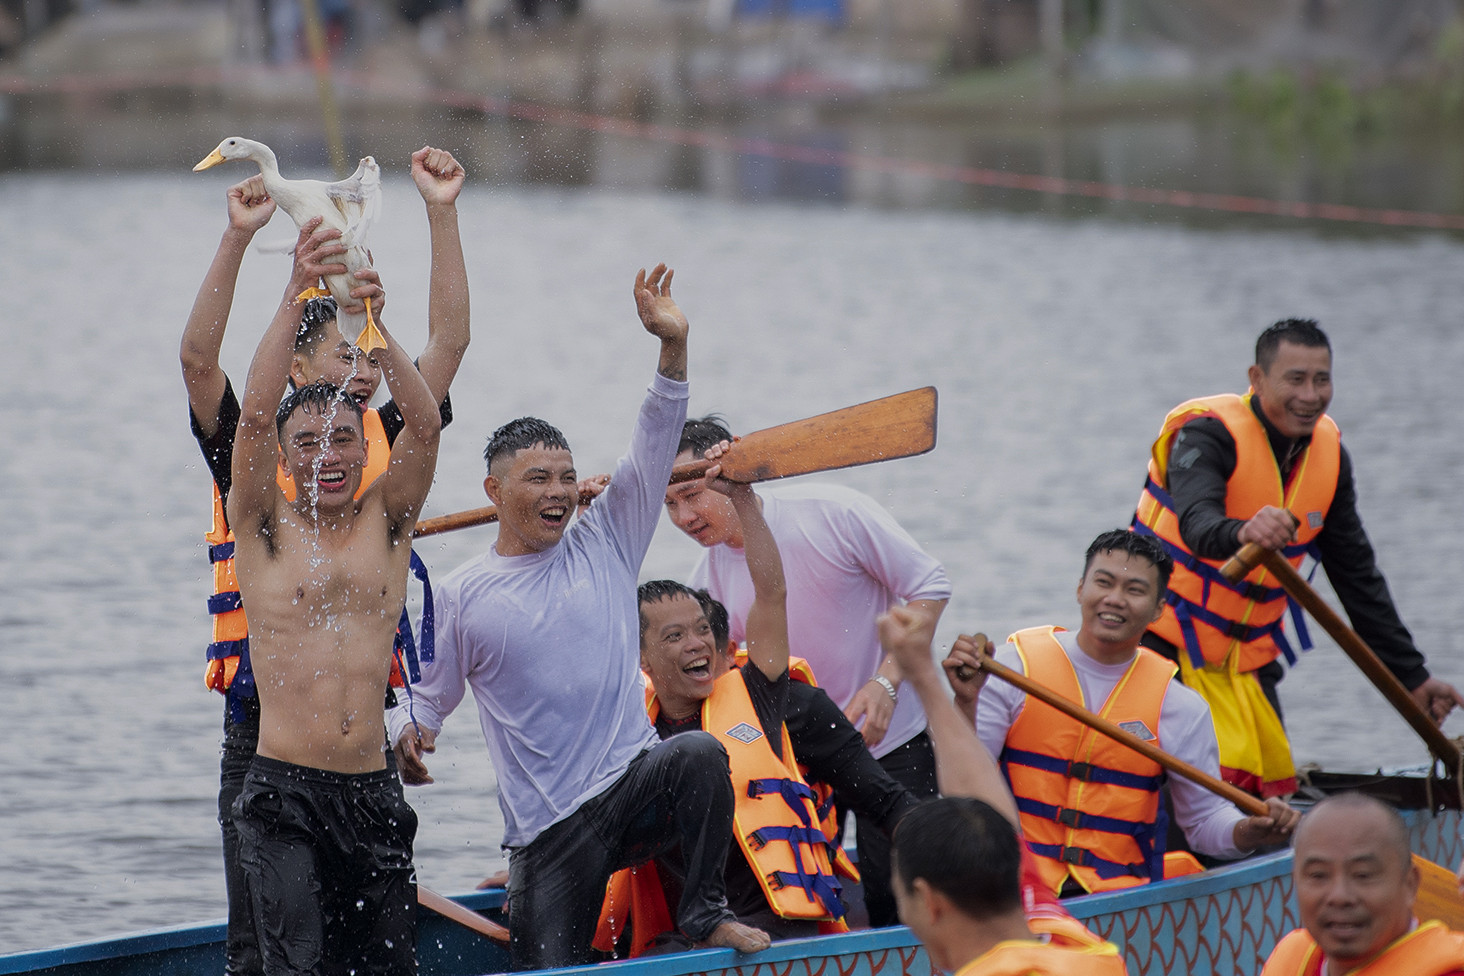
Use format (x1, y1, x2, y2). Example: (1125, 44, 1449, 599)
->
(1132, 319, 1462, 799)
(876, 605, 1130, 975)
(614, 445, 845, 949)
(181, 148, 468, 976)
(1260, 793, 1464, 976)
(948, 530, 1299, 897)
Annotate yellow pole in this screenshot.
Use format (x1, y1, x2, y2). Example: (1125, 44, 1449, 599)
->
(298, 0, 348, 178)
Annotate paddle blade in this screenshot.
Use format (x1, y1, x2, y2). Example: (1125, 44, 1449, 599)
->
(713, 387, 938, 484)
(417, 885, 510, 944)
(1415, 855, 1464, 930)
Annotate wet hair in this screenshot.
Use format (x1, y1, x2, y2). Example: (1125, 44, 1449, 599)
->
(1256, 318, 1330, 372)
(637, 579, 704, 644)
(1296, 792, 1411, 868)
(892, 797, 1022, 918)
(294, 296, 341, 356)
(1084, 529, 1174, 593)
(679, 415, 734, 459)
(694, 588, 732, 655)
(275, 380, 364, 440)
(483, 417, 572, 474)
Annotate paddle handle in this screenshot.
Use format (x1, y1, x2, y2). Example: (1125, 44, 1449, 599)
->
(976, 654, 1270, 817)
(1225, 544, 1461, 771)
(411, 460, 714, 539)
(417, 885, 510, 943)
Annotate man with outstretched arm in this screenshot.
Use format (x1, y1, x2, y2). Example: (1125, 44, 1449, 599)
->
(877, 605, 1132, 974)
(228, 217, 442, 975)
(181, 148, 467, 976)
(388, 265, 769, 970)
(944, 530, 1299, 897)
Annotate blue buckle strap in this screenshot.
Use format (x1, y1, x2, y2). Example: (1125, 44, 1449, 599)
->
(208, 590, 243, 615)
(206, 637, 248, 661)
(748, 778, 819, 829)
(1000, 746, 1163, 792)
(1025, 840, 1150, 881)
(766, 861, 847, 920)
(1132, 518, 1286, 604)
(208, 542, 235, 563)
(1013, 796, 1153, 837)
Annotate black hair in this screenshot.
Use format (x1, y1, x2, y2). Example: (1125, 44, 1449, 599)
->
(892, 797, 1022, 918)
(679, 415, 734, 459)
(1084, 529, 1174, 592)
(294, 296, 340, 356)
(637, 579, 703, 643)
(275, 380, 364, 440)
(694, 588, 732, 653)
(1256, 318, 1330, 372)
(483, 417, 572, 474)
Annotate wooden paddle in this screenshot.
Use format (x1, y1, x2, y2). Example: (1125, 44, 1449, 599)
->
(975, 649, 1464, 928)
(418, 885, 510, 943)
(412, 386, 938, 538)
(1219, 533, 1463, 774)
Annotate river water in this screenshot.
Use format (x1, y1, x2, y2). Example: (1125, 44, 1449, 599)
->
(2, 118, 1464, 955)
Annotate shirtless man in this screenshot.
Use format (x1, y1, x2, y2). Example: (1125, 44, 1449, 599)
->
(228, 218, 441, 975)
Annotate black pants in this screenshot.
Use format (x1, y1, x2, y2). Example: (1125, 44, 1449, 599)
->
(234, 755, 418, 976)
(220, 703, 263, 976)
(506, 732, 737, 971)
(852, 731, 938, 928)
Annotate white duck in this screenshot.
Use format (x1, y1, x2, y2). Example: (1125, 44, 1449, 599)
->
(194, 137, 386, 352)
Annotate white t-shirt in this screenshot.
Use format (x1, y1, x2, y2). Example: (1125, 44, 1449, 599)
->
(975, 629, 1245, 859)
(688, 482, 951, 760)
(387, 373, 687, 849)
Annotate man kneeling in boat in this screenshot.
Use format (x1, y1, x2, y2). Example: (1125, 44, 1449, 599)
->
(600, 445, 861, 952)
(228, 219, 441, 974)
(877, 607, 1130, 975)
(945, 529, 1300, 897)
(1261, 793, 1464, 976)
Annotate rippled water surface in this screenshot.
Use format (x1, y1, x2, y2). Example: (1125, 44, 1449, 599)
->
(2, 166, 1463, 954)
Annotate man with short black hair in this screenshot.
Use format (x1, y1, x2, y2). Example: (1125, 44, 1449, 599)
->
(1133, 318, 1462, 799)
(946, 529, 1299, 896)
(228, 217, 442, 975)
(389, 265, 769, 969)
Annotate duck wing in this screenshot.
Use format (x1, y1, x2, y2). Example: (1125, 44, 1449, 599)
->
(327, 156, 381, 250)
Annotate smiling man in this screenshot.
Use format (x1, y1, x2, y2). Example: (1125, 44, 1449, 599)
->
(1260, 793, 1464, 975)
(1132, 319, 1462, 800)
(387, 265, 768, 970)
(944, 530, 1299, 897)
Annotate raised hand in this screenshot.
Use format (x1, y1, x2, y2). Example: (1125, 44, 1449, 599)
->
(227, 175, 276, 233)
(633, 263, 688, 344)
(412, 145, 466, 207)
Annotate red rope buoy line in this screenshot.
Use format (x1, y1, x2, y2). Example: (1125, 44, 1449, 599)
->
(7, 63, 1464, 232)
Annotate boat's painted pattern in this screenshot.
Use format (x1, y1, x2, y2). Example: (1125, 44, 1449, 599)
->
(3, 808, 1459, 976)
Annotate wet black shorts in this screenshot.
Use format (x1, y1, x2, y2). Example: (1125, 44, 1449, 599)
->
(234, 755, 418, 976)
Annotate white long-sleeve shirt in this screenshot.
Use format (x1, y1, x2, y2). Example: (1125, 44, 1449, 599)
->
(387, 372, 688, 849)
(975, 629, 1245, 860)
(689, 482, 951, 759)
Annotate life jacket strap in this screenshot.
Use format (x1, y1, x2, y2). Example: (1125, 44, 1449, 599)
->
(1000, 747, 1164, 792)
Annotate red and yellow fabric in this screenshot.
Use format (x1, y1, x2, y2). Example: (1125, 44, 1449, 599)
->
(1000, 627, 1197, 895)
(598, 662, 847, 956)
(950, 912, 1129, 976)
(1131, 392, 1336, 797)
(1261, 920, 1464, 976)
(204, 408, 391, 703)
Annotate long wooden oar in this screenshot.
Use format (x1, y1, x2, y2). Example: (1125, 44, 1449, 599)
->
(419, 885, 510, 943)
(413, 386, 938, 538)
(1219, 539, 1462, 774)
(975, 651, 1464, 925)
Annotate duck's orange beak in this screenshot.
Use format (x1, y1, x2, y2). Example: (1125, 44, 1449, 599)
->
(193, 148, 227, 172)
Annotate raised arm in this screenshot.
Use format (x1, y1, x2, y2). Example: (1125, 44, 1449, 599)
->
(181, 176, 276, 435)
(878, 608, 1020, 827)
(706, 442, 788, 682)
(228, 219, 345, 527)
(633, 263, 688, 381)
(409, 146, 470, 402)
(372, 310, 442, 535)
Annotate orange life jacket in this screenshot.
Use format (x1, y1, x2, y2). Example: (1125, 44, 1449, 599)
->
(1133, 393, 1340, 674)
(596, 662, 847, 956)
(952, 913, 1130, 976)
(204, 408, 392, 706)
(1261, 920, 1464, 976)
(1000, 627, 1176, 894)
